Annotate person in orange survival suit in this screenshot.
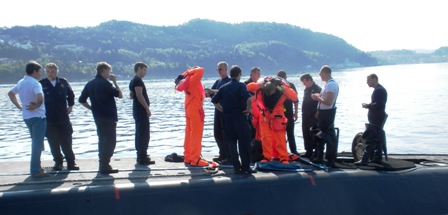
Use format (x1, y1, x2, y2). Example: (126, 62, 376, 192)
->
(175, 67, 210, 166)
(247, 77, 298, 164)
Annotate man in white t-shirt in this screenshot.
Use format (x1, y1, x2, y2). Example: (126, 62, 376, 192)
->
(311, 65, 339, 167)
(8, 61, 48, 177)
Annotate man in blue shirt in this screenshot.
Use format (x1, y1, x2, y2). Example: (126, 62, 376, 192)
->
(211, 65, 256, 174)
(79, 62, 123, 174)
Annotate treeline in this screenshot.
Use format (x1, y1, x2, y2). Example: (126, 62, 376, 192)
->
(369, 47, 448, 65)
(0, 19, 379, 83)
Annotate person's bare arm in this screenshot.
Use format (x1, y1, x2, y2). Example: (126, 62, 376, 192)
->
(26, 93, 44, 111)
(8, 91, 22, 111)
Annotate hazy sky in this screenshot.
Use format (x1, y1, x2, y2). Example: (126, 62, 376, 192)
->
(1, 0, 447, 51)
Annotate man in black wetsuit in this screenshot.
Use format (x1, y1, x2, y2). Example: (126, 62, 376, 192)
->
(356, 74, 388, 165)
(300, 74, 322, 159)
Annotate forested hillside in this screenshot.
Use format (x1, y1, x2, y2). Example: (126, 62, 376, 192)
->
(0, 19, 378, 83)
(369, 47, 448, 65)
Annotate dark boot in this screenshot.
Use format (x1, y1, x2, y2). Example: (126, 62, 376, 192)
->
(354, 152, 370, 166)
(371, 149, 383, 164)
(312, 144, 324, 164)
(52, 161, 63, 171)
(137, 156, 155, 165)
(100, 163, 118, 174)
(67, 161, 80, 170)
(312, 135, 325, 164)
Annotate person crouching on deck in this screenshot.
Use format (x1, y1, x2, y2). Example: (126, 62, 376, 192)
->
(247, 77, 298, 164)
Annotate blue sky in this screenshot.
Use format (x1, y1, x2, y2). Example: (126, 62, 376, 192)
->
(1, 0, 447, 52)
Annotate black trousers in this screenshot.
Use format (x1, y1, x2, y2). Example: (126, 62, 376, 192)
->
(285, 114, 297, 153)
(95, 119, 117, 165)
(362, 123, 384, 161)
(317, 108, 338, 163)
(223, 115, 252, 172)
(135, 117, 150, 159)
(214, 109, 229, 159)
(302, 115, 318, 154)
(46, 123, 75, 164)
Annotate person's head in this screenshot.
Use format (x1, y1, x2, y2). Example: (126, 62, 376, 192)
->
(229, 65, 242, 81)
(300, 74, 314, 88)
(45, 63, 59, 81)
(26, 61, 42, 80)
(250, 66, 261, 82)
(277, 70, 287, 80)
(96, 62, 112, 79)
(319, 65, 332, 81)
(262, 81, 277, 96)
(367, 74, 379, 88)
(216, 61, 228, 79)
(134, 62, 148, 78)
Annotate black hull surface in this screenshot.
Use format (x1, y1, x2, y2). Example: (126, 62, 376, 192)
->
(1, 154, 447, 215)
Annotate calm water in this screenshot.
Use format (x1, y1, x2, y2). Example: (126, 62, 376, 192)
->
(1, 63, 448, 162)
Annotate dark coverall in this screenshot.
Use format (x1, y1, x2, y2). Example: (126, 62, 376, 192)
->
(40, 77, 76, 166)
(361, 84, 388, 163)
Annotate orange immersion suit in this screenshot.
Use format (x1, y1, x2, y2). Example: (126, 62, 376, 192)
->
(247, 80, 298, 162)
(182, 67, 205, 164)
(251, 92, 262, 141)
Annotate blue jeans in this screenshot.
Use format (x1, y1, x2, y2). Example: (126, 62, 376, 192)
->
(24, 117, 47, 174)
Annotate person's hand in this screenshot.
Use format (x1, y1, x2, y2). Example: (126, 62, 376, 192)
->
(205, 88, 215, 97)
(146, 109, 152, 117)
(67, 106, 73, 114)
(311, 93, 320, 101)
(26, 102, 39, 110)
(271, 78, 281, 86)
(174, 75, 185, 85)
(362, 103, 368, 108)
(293, 112, 298, 121)
(108, 74, 117, 82)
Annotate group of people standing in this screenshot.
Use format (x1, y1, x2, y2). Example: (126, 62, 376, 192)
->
(182, 62, 342, 173)
(8, 59, 387, 177)
(8, 61, 154, 176)
(183, 61, 386, 172)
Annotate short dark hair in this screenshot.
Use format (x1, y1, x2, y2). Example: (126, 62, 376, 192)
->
(134, 62, 148, 73)
(26, 61, 42, 75)
(367, 73, 378, 81)
(229, 65, 242, 78)
(251, 66, 261, 73)
(96, 62, 111, 76)
(320, 65, 332, 75)
(277, 70, 287, 79)
(300, 74, 313, 82)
